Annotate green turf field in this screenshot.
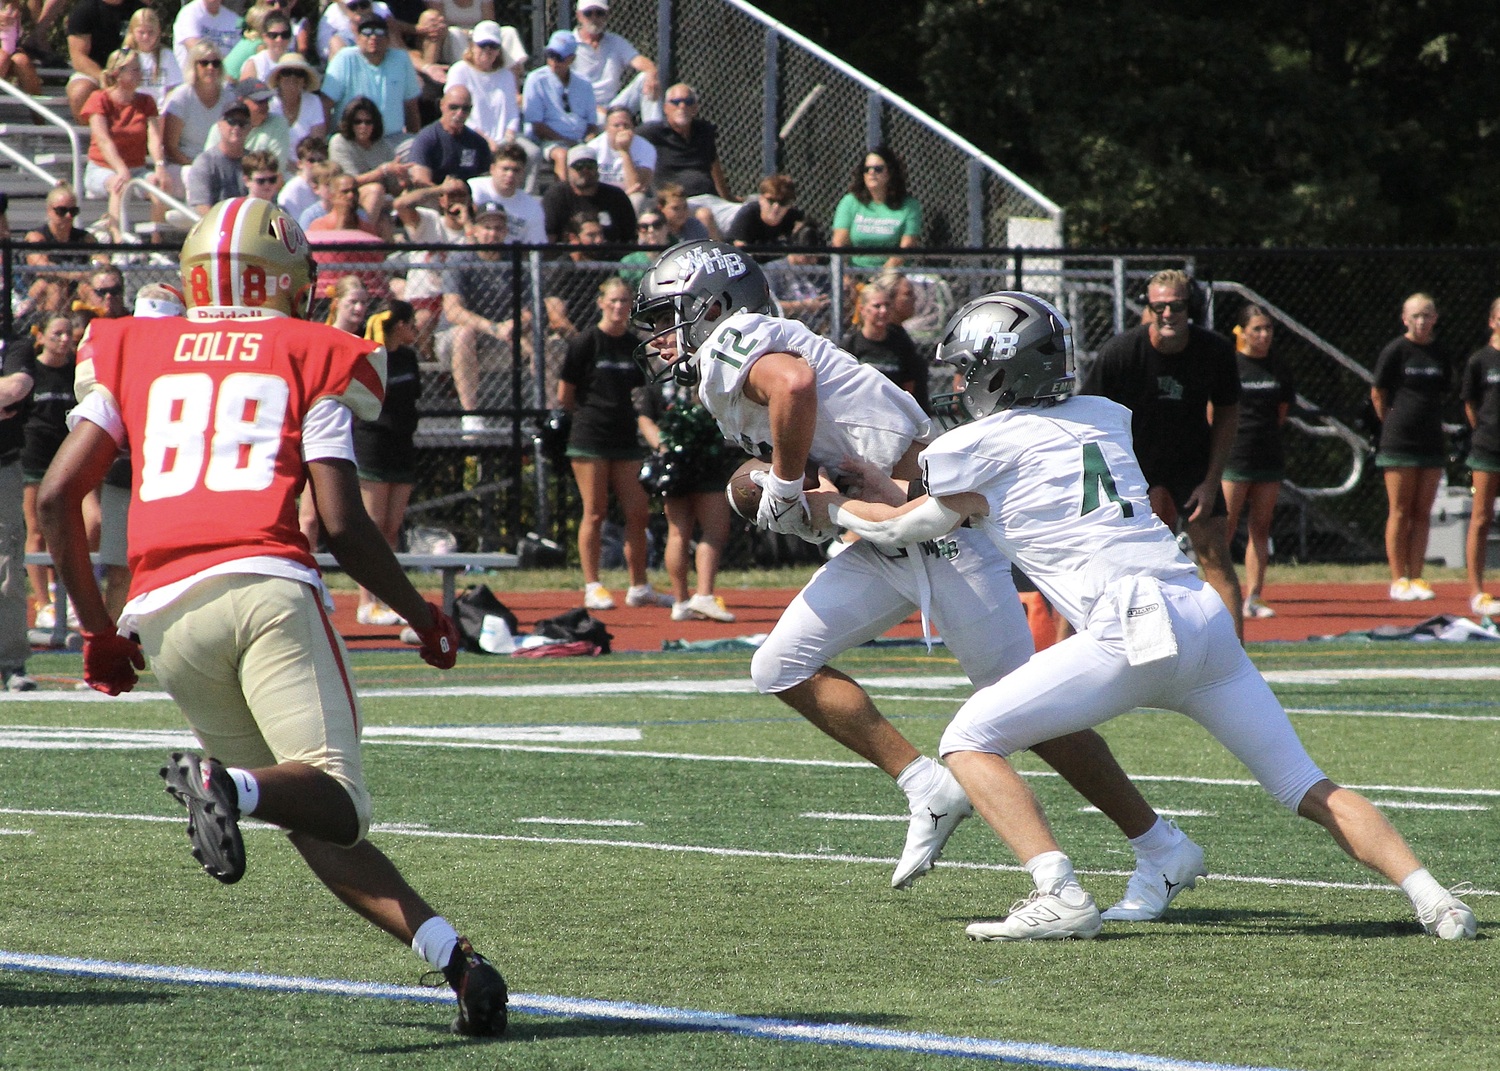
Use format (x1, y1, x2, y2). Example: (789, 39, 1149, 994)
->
(0, 642, 1495, 1070)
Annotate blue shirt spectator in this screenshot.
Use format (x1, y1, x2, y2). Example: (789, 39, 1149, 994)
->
(320, 15, 420, 143)
(522, 30, 597, 182)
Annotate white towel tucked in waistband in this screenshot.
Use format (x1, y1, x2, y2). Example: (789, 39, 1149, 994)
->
(1117, 575, 1177, 666)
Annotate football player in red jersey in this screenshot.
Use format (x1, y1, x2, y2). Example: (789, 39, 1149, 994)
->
(37, 198, 508, 1037)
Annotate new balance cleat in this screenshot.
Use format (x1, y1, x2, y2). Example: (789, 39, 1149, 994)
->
(892, 765, 973, 889)
(160, 751, 245, 884)
(967, 885, 1102, 941)
(625, 584, 674, 608)
(1102, 831, 1207, 921)
(1419, 886, 1477, 941)
(1470, 592, 1500, 618)
(443, 936, 509, 1035)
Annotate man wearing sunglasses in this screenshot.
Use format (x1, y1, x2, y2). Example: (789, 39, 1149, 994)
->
(186, 101, 251, 214)
(1080, 269, 1246, 640)
(408, 85, 492, 187)
(23, 185, 100, 318)
(726, 173, 803, 255)
(321, 14, 422, 149)
(521, 30, 598, 184)
(172, 0, 242, 76)
(638, 83, 738, 233)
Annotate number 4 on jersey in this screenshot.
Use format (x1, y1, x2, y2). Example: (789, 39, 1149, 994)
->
(1080, 442, 1133, 517)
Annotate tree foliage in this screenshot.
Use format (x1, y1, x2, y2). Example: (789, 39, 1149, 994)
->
(762, 0, 1500, 246)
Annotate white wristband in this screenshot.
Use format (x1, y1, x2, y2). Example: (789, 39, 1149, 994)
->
(763, 470, 804, 500)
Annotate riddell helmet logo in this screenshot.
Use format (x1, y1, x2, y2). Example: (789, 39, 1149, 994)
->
(682, 246, 747, 279)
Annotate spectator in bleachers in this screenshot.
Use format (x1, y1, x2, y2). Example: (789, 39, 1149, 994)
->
(0, 0, 40, 95)
(522, 30, 597, 184)
(82, 48, 168, 241)
(637, 84, 737, 232)
(444, 20, 524, 155)
(77, 264, 126, 319)
(429, 0, 495, 38)
(223, 2, 276, 80)
(762, 222, 831, 331)
(542, 144, 635, 244)
(406, 7, 460, 125)
(186, 101, 250, 213)
(467, 144, 545, 244)
(831, 144, 922, 270)
(278, 133, 326, 220)
(242, 148, 282, 200)
(588, 105, 654, 211)
(239, 8, 295, 85)
(64, 0, 139, 122)
(328, 95, 413, 221)
(121, 9, 179, 108)
(22, 185, 98, 322)
(352, 299, 423, 626)
(24, 0, 64, 62)
(726, 173, 802, 254)
(296, 159, 341, 228)
(654, 181, 709, 243)
(207, 80, 292, 169)
(618, 207, 665, 283)
(173, 0, 243, 77)
(438, 200, 516, 434)
(571, 0, 660, 124)
(308, 168, 386, 237)
(266, 51, 326, 156)
(163, 42, 230, 198)
(841, 274, 927, 411)
(317, 0, 387, 62)
(394, 175, 472, 354)
(558, 275, 670, 613)
(321, 14, 421, 144)
(408, 84, 492, 186)
(564, 209, 605, 255)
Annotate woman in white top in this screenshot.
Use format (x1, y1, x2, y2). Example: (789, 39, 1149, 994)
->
(443, 24, 520, 152)
(240, 7, 295, 85)
(123, 9, 183, 109)
(266, 50, 326, 155)
(162, 41, 228, 199)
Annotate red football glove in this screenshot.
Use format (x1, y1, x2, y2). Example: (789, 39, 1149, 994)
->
(413, 602, 461, 669)
(81, 630, 145, 695)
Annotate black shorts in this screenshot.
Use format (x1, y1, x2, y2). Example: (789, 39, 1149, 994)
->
(1151, 467, 1228, 519)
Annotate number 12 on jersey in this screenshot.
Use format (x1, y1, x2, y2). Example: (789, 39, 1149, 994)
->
(139, 372, 291, 502)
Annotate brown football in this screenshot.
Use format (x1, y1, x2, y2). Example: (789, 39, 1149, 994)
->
(725, 458, 821, 520)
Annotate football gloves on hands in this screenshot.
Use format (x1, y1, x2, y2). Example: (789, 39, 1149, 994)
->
(413, 602, 461, 669)
(750, 469, 833, 544)
(81, 630, 146, 695)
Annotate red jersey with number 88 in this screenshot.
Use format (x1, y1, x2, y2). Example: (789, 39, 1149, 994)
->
(75, 312, 386, 600)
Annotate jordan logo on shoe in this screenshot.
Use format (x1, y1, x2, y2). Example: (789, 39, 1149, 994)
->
(1162, 875, 1180, 896)
(927, 807, 949, 830)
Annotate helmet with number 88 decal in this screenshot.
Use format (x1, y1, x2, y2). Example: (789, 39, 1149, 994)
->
(180, 197, 316, 317)
(931, 291, 1075, 429)
(631, 239, 772, 386)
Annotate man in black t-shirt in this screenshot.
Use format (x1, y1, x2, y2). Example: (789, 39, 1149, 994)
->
(0, 335, 35, 689)
(1080, 268, 1245, 639)
(726, 174, 804, 257)
(66, 0, 142, 120)
(541, 145, 635, 244)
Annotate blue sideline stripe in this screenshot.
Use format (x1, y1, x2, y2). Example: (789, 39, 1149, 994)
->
(0, 951, 1296, 1071)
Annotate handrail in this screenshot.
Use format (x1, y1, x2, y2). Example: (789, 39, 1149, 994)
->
(0, 77, 81, 192)
(719, 0, 1064, 227)
(116, 177, 201, 239)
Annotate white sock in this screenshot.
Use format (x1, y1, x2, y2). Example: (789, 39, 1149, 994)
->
(1025, 849, 1077, 895)
(895, 755, 940, 800)
(411, 916, 460, 971)
(586, 581, 606, 593)
(1400, 868, 1449, 917)
(1127, 816, 1180, 858)
(226, 768, 260, 815)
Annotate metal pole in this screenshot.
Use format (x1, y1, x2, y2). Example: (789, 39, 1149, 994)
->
(762, 28, 779, 177)
(967, 159, 983, 247)
(1112, 257, 1126, 335)
(865, 92, 881, 149)
(658, 0, 673, 88)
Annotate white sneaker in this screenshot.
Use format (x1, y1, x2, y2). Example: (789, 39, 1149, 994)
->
(1242, 595, 1276, 619)
(1390, 578, 1417, 601)
(33, 604, 56, 629)
(679, 593, 736, 622)
(1408, 577, 1436, 601)
(1420, 885, 1478, 940)
(357, 604, 404, 626)
(1470, 592, 1500, 617)
(583, 585, 615, 611)
(966, 884, 1102, 941)
(891, 765, 973, 889)
(625, 584, 674, 608)
(1102, 830, 1207, 921)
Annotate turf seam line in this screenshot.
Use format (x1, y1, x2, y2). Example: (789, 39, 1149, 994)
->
(0, 951, 1300, 1071)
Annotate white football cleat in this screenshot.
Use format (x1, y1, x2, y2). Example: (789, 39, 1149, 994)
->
(1420, 887, 1478, 941)
(967, 884, 1102, 942)
(891, 764, 973, 889)
(1102, 830, 1207, 921)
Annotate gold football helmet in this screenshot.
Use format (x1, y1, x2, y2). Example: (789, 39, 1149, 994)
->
(180, 197, 316, 317)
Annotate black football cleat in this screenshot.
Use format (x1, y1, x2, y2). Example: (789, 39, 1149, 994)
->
(443, 936, 508, 1036)
(159, 751, 246, 884)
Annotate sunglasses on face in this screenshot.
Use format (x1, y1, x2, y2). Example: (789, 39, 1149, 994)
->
(666, 96, 696, 106)
(359, 25, 388, 36)
(224, 116, 250, 128)
(762, 197, 789, 207)
(198, 58, 223, 67)
(637, 218, 664, 228)
(93, 285, 123, 297)
(250, 174, 278, 185)
(863, 164, 886, 174)
(444, 102, 472, 113)
(52, 205, 79, 216)
(475, 41, 500, 49)
(1148, 300, 1189, 315)
(264, 29, 290, 39)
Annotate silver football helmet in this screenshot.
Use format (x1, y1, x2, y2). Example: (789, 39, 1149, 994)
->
(631, 239, 772, 385)
(931, 291, 1074, 427)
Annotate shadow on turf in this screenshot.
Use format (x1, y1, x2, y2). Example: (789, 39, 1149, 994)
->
(0, 982, 174, 1008)
(365, 1008, 911, 1051)
(945, 906, 1454, 940)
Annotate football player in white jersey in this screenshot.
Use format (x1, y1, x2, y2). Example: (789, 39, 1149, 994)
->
(813, 291, 1477, 942)
(633, 240, 1207, 916)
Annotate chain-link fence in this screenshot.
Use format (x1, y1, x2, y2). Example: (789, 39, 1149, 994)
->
(13, 238, 1498, 566)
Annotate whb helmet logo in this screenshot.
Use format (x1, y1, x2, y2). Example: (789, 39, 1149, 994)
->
(683, 246, 747, 279)
(950, 305, 1026, 358)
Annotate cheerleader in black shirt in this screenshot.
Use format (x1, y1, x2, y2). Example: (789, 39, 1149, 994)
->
(1461, 297, 1500, 617)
